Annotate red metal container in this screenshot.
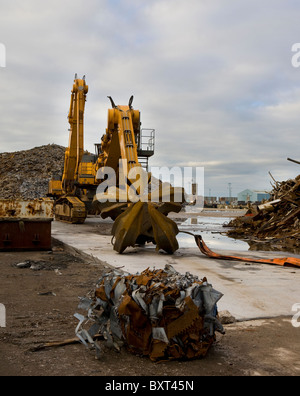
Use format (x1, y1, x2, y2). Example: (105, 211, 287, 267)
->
(0, 199, 53, 251)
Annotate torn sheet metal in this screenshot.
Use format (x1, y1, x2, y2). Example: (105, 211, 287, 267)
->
(75, 265, 224, 362)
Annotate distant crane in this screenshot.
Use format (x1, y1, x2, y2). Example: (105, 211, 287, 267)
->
(228, 183, 232, 201)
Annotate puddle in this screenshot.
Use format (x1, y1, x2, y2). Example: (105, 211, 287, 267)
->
(177, 216, 250, 252)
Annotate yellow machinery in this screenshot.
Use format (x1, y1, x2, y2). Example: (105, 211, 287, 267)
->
(49, 75, 184, 253)
(48, 76, 91, 223)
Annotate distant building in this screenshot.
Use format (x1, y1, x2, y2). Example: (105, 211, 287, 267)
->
(204, 196, 218, 208)
(219, 197, 238, 205)
(204, 196, 218, 204)
(237, 189, 270, 203)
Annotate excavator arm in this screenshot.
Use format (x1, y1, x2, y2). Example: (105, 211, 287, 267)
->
(95, 99, 143, 197)
(93, 97, 184, 253)
(62, 76, 89, 194)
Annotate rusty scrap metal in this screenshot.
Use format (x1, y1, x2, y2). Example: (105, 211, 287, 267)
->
(0, 198, 53, 219)
(0, 199, 53, 251)
(75, 265, 224, 362)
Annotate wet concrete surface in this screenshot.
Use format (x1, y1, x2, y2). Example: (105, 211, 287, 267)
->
(51, 211, 300, 322)
(177, 215, 249, 251)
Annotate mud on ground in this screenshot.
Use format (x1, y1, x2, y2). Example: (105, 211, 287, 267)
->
(0, 239, 299, 377)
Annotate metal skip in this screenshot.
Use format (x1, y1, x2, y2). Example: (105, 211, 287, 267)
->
(0, 199, 53, 251)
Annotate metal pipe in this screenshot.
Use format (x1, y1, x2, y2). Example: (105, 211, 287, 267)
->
(287, 158, 300, 165)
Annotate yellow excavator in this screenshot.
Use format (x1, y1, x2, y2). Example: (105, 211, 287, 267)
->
(49, 75, 185, 254)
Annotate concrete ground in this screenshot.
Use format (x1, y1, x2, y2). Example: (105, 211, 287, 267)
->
(1, 211, 300, 376)
(51, 212, 300, 322)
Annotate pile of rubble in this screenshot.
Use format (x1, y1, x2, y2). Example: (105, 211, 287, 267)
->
(0, 145, 65, 199)
(226, 175, 300, 251)
(75, 265, 224, 362)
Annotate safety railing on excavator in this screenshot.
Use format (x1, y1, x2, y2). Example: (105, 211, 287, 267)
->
(137, 128, 155, 157)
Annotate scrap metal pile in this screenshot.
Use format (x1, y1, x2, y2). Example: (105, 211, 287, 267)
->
(226, 175, 300, 251)
(75, 265, 224, 362)
(0, 145, 65, 200)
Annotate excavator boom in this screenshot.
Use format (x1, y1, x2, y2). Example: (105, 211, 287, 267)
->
(63, 76, 89, 193)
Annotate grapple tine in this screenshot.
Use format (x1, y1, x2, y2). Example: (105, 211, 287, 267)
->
(112, 201, 145, 253)
(148, 203, 179, 254)
(111, 202, 180, 254)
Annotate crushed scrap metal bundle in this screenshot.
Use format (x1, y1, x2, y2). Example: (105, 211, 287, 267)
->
(75, 265, 224, 362)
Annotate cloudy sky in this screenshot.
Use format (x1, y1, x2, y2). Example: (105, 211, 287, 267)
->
(0, 0, 299, 197)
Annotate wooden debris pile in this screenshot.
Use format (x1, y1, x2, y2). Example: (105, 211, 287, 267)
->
(226, 175, 300, 250)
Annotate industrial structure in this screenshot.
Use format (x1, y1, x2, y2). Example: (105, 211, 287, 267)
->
(237, 189, 270, 204)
